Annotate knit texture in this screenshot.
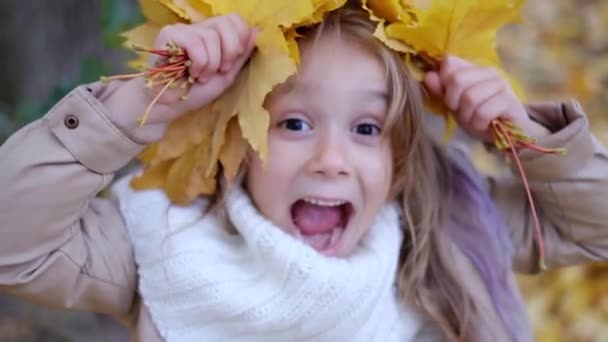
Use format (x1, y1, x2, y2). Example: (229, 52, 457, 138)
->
(111, 174, 425, 341)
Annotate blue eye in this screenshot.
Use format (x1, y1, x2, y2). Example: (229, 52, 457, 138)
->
(355, 123, 382, 136)
(279, 118, 312, 131)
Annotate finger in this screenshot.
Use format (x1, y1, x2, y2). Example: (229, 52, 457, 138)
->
(212, 17, 245, 72)
(186, 28, 257, 104)
(444, 67, 496, 112)
(457, 78, 504, 126)
(153, 24, 179, 50)
(439, 55, 475, 85)
(151, 24, 184, 66)
(423, 72, 443, 98)
(469, 90, 510, 133)
(155, 25, 209, 80)
(198, 29, 222, 81)
(178, 33, 209, 80)
(226, 13, 250, 45)
(222, 28, 258, 81)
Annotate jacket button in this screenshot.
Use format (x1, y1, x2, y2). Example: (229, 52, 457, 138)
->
(64, 115, 79, 129)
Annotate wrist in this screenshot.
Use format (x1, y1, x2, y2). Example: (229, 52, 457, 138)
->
(102, 77, 171, 144)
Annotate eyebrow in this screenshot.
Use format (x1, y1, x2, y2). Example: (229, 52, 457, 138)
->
(276, 81, 388, 101)
(356, 89, 388, 102)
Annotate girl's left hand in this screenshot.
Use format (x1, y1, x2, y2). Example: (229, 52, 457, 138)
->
(423, 56, 551, 143)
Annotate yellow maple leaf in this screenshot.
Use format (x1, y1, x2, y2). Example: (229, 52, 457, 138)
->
(122, 23, 161, 69)
(202, 0, 314, 28)
(373, 22, 413, 54)
(138, 0, 187, 26)
(219, 117, 248, 181)
(365, 0, 412, 22)
(184, 0, 213, 19)
(191, 0, 316, 167)
(285, 28, 301, 65)
(208, 27, 297, 173)
(165, 142, 216, 204)
(385, 0, 524, 68)
(153, 106, 217, 164)
(305, 0, 348, 24)
(164, 0, 211, 22)
(362, 1, 414, 60)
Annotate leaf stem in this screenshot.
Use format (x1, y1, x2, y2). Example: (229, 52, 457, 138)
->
(492, 120, 547, 271)
(138, 78, 176, 127)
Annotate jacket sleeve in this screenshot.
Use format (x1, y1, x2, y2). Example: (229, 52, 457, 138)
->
(486, 100, 608, 274)
(0, 81, 146, 325)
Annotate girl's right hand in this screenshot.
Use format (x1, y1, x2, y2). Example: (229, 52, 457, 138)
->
(105, 14, 257, 144)
(148, 13, 257, 113)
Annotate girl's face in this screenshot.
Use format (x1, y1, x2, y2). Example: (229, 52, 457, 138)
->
(246, 34, 393, 257)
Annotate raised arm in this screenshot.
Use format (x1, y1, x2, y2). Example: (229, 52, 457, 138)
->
(0, 81, 145, 323)
(488, 100, 608, 273)
(423, 56, 608, 274)
(0, 15, 257, 324)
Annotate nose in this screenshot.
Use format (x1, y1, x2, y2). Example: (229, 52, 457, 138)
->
(307, 130, 351, 178)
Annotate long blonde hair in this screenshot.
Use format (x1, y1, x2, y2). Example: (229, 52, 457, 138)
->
(295, 3, 529, 341)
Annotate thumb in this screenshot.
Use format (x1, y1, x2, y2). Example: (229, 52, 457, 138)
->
(423, 71, 443, 98)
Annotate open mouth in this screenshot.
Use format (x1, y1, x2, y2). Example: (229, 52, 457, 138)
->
(290, 198, 354, 255)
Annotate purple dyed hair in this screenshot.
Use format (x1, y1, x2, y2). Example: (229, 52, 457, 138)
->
(446, 149, 531, 341)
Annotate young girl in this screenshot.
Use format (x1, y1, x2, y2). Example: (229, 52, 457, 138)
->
(1, 3, 607, 342)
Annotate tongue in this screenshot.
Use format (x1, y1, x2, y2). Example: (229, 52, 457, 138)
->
(292, 201, 342, 235)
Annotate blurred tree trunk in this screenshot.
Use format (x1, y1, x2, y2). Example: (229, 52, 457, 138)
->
(0, 0, 136, 115)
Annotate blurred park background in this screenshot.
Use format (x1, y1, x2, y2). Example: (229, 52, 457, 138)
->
(0, 0, 606, 341)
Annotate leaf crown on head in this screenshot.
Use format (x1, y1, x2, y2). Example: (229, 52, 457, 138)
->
(121, 0, 527, 205)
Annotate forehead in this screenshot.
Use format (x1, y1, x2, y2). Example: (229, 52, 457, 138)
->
(272, 34, 388, 99)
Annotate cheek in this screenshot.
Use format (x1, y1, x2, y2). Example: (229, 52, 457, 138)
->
(244, 143, 297, 218)
(245, 154, 266, 208)
(362, 146, 393, 200)
(245, 154, 263, 193)
(346, 146, 392, 246)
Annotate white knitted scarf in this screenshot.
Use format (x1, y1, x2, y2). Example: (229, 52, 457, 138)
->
(112, 175, 425, 342)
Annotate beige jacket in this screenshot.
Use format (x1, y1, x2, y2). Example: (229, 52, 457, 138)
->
(0, 82, 607, 342)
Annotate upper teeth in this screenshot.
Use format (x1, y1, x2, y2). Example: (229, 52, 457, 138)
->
(303, 198, 347, 207)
